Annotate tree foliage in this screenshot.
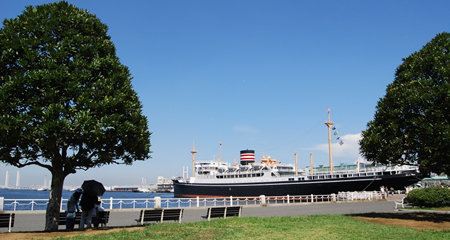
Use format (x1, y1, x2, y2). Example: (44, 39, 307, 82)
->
(360, 32, 450, 176)
(0, 1, 151, 231)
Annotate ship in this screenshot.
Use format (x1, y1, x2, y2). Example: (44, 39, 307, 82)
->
(173, 110, 421, 198)
(173, 150, 420, 198)
(156, 176, 174, 193)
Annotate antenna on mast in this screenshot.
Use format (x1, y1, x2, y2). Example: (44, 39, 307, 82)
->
(218, 142, 222, 166)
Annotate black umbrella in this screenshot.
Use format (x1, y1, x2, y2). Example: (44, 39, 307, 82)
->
(81, 180, 105, 196)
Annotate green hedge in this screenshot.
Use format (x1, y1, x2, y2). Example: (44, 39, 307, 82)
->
(407, 187, 450, 207)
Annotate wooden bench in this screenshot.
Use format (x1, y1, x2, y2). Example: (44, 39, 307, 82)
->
(135, 209, 184, 225)
(58, 211, 110, 227)
(202, 206, 242, 221)
(0, 213, 15, 232)
(96, 211, 110, 227)
(394, 197, 406, 210)
(58, 211, 82, 227)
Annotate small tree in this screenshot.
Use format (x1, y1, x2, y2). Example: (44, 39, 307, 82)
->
(360, 32, 450, 176)
(0, 2, 151, 231)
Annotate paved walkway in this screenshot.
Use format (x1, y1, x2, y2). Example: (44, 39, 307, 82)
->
(1, 196, 404, 233)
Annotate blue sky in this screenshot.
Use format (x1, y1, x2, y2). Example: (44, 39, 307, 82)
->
(1, 0, 449, 188)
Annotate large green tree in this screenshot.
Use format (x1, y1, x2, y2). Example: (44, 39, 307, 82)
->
(0, 2, 151, 231)
(360, 32, 450, 176)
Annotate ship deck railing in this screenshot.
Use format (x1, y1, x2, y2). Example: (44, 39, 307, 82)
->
(192, 171, 416, 183)
(0, 191, 392, 211)
(193, 165, 418, 181)
(312, 165, 417, 175)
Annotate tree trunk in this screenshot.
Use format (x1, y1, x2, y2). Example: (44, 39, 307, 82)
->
(44, 170, 66, 231)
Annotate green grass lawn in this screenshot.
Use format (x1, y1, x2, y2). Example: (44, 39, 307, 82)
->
(50, 214, 450, 240)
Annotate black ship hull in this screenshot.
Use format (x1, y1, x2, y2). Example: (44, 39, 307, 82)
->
(173, 172, 420, 198)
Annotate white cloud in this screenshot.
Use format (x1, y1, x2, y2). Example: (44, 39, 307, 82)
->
(232, 125, 260, 134)
(311, 133, 363, 160)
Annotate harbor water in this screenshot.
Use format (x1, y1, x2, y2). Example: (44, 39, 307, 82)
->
(0, 188, 174, 211)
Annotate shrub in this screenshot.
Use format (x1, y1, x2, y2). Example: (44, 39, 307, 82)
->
(407, 187, 450, 207)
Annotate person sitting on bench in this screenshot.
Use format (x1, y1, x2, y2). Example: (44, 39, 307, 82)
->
(92, 197, 104, 228)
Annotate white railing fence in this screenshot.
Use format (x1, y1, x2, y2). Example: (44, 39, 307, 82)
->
(337, 191, 384, 201)
(0, 191, 386, 212)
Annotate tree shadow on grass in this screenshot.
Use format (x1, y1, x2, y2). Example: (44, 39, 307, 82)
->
(347, 212, 450, 223)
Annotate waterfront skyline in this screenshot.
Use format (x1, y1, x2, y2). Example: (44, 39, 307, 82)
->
(1, 1, 450, 187)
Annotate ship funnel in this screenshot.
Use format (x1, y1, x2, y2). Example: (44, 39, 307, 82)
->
(240, 150, 255, 165)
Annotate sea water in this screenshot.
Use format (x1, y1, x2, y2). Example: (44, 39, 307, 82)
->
(0, 188, 174, 211)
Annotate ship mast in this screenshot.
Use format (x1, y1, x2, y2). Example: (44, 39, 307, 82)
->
(294, 152, 298, 176)
(191, 141, 197, 178)
(325, 108, 334, 174)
